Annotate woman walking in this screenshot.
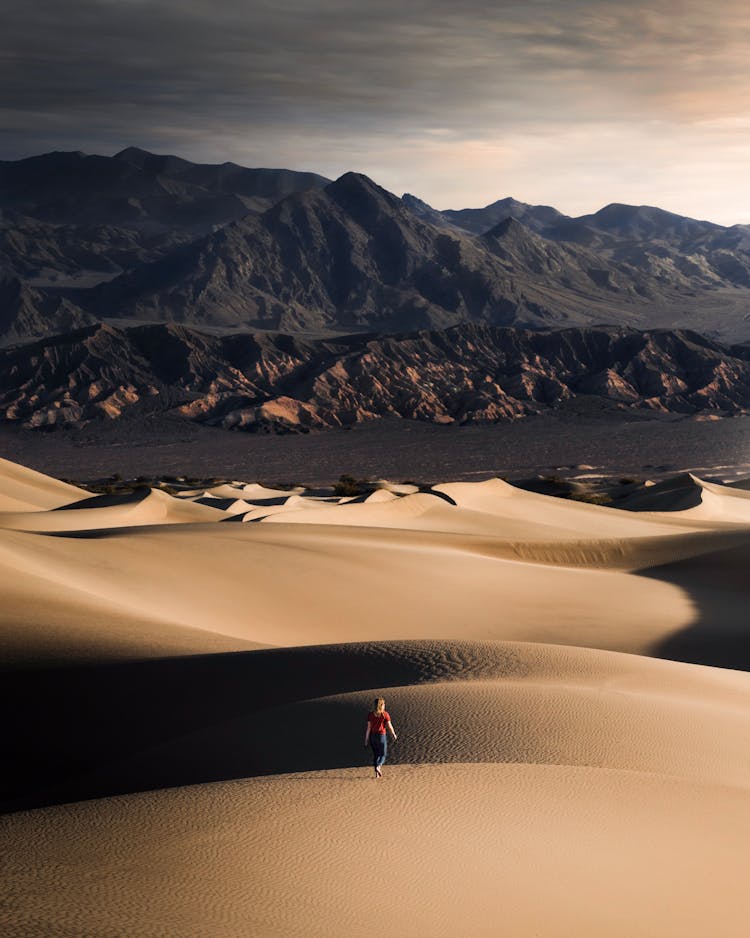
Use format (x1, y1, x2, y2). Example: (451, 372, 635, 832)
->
(364, 697, 397, 778)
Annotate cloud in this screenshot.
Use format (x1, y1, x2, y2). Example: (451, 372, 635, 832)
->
(2, 0, 750, 222)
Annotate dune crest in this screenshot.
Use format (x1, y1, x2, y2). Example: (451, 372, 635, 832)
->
(0, 485, 228, 532)
(0, 456, 91, 511)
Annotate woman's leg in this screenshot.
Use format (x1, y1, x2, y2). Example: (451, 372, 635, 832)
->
(370, 735, 387, 771)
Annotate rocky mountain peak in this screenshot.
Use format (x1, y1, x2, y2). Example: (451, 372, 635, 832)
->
(113, 146, 155, 164)
(483, 216, 532, 240)
(584, 202, 721, 241)
(401, 193, 434, 212)
(325, 172, 403, 219)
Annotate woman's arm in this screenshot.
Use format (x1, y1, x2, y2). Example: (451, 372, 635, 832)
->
(386, 720, 397, 740)
(364, 721, 371, 746)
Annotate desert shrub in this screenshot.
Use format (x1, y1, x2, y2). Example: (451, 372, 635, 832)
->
(567, 492, 613, 505)
(334, 474, 364, 497)
(156, 482, 179, 495)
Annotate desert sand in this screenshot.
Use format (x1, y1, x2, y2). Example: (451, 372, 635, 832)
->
(2, 456, 750, 936)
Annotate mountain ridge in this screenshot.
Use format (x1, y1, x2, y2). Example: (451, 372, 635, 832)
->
(3, 149, 750, 346)
(2, 320, 748, 432)
(86, 170, 728, 338)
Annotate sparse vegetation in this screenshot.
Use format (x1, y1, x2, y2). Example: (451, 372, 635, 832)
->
(566, 492, 613, 505)
(83, 483, 119, 495)
(333, 474, 364, 497)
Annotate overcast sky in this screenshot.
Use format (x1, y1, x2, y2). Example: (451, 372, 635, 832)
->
(3, 0, 750, 223)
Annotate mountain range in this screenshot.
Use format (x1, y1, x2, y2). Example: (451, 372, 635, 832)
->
(2, 321, 748, 431)
(2, 148, 750, 348)
(0, 148, 329, 340)
(3, 147, 750, 433)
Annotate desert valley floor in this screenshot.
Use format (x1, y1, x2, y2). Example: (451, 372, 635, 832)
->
(2, 454, 750, 936)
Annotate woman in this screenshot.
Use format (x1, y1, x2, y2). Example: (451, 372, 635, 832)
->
(364, 697, 397, 778)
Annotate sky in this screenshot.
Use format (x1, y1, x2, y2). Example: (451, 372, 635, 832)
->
(3, 0, 750, 224)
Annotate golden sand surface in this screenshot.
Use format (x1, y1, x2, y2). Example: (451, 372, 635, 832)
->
(4, 765, 750, 938)
(2, 457, 750, 936)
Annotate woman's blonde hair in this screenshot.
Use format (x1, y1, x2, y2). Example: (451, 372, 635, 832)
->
(373, 697, 385, 714)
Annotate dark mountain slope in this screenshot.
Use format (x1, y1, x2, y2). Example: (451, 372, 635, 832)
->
(403, 193, 750, 301)
(444, 197, 567, 235)
(0, 149, 330, 229)
(0, 149, 331, 302)
(577, 204, 722, 243)
(91, 173, 521, 331)
(92, 173, 701, 334)
(0, 275, 94, 345)
(402, 193, 567, 235)
(4, 149, 750, 345)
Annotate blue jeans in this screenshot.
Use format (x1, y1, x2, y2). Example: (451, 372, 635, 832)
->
(370, 734, 387, 768)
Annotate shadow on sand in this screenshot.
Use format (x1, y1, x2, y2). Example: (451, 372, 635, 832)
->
(0, 639, 512, 812)
(6, 535, 750, 814)
(641, 536, 750, 671)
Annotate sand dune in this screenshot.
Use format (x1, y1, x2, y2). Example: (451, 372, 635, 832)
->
(3, 462, 750, 667)
(181, 481, 306, 500)
(5, 639, 750, 936)
(621, 472, 750, 524)
(5, 765, 747, 938)
(3, 458, 750, 936)
(370, 478, 420, 494)
(0, 485, 228, 532)
(0, 456, 90, 511)
(5, 519, 747, 666)
(2, 457, 750, 666)
(260, 486, 700, 540)
(13, 638, 748, 803)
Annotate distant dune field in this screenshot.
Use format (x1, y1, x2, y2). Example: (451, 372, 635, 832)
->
(2, 457, 750, 937)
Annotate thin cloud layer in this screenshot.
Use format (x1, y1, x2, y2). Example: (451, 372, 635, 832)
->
(2, 0, 750, 221)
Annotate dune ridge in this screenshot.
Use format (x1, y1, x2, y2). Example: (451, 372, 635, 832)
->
(0, 456, 90, 511)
